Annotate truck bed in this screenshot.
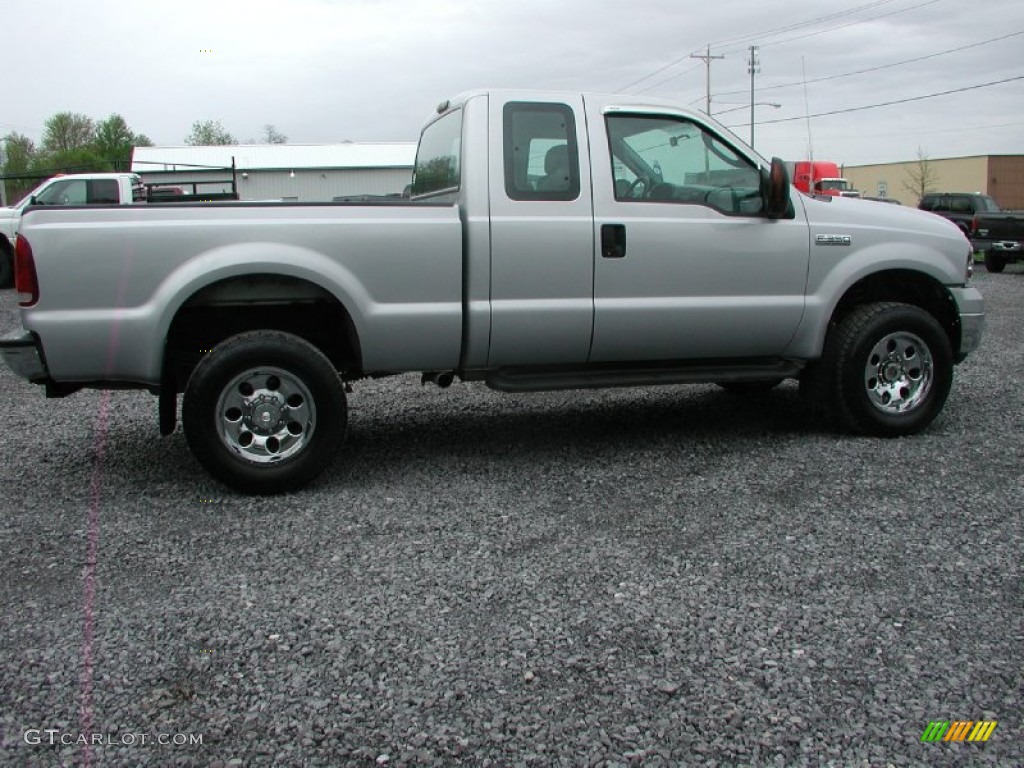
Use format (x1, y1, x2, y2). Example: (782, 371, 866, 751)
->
(18, 201, 465, 384)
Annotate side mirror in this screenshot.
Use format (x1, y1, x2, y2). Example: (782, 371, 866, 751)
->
(762, 156, 791, 219)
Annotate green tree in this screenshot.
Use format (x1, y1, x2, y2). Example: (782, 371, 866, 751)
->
(185, 120, 235, 145)
(94, 114, 152, 170)
(41, 112, 95, 154)
(902, 147, 939, 203)
(1, 132, 39, 203)
(262, 124, 287, 144)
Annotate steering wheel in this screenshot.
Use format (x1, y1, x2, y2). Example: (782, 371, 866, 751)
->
(624, 177, 648, 199)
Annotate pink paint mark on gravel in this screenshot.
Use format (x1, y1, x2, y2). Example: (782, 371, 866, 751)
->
(78, 389, 111, 768)
(77, 245, 135, 767)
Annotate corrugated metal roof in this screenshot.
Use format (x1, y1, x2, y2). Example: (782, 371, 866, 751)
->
(132, 142, 417, 172)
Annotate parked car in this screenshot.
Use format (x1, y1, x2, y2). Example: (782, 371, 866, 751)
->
(1, 89, 984, 492)
(970, 210, 1024, 273)
(918, 192, 1000, 239)
(0, 173, 147, 287)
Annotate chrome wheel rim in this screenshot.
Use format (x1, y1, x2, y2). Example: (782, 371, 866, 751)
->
(216, 366, 316, 464)
(864, 332, 933, 415)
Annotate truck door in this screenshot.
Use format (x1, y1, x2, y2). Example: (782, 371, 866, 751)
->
(486, 96, 594, 367)
(585, 102, 809, 362)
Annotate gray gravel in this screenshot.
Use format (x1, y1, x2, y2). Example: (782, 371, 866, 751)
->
(0, 266, 1021, 767)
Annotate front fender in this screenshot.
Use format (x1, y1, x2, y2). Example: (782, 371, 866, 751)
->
(785, 240, 965, 358)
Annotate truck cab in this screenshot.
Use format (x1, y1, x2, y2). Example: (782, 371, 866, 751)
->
(0, 172, 146, 286)
(790, 161, 858, 197)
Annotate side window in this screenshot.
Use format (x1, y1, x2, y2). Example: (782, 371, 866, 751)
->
(606, 115, 762, 215)
(411, 109, 462, 201)
(89, 179, 119, 204)
(950, 196, 971, 214)
(503, 102, 580, 201)
(132, 180, 148, 203)
(35, 179, 88, 206)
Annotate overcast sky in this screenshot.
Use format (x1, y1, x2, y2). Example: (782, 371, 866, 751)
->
(5, 0, 1022, 166)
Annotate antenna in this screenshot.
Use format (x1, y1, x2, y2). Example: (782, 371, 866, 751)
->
(802, 56, 814, 165)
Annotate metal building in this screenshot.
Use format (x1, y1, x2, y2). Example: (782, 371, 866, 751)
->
(843, 155, 1024, 209)
(131, 143, 417, 202)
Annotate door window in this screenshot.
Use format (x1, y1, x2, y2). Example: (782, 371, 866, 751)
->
(89, 179, 119, 204)
(606, 115, 762, 215)
(411, 109, 462, 201)
(35, 179, 88, 205)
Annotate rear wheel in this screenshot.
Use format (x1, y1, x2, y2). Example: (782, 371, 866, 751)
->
(828, 303, 952, 436)
(182, 330, 347, 493)
(984, 250, 1006, 273)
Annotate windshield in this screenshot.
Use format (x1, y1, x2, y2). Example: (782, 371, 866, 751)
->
(10, 180, 51, 209)
(817, 179, 851, 192)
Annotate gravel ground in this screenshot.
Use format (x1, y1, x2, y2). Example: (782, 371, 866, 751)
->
(0, 267, 1021, 767)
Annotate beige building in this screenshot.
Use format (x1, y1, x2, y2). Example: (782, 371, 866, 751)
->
(843, 155, 1024, 209)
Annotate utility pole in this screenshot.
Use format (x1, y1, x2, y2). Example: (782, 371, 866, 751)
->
(690, 45, 725, 114)
(748, 45, 760, 147)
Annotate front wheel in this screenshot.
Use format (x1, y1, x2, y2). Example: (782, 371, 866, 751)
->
(182, 331, 347, 493)
(829, 303, 952, 436)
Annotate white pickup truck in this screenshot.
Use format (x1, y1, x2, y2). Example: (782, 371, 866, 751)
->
(1, 90, 984, 492)
(0, 172, 146, 286)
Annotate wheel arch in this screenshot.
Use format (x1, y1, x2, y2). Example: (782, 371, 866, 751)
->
(793, 267, 961, 361)
(164, 273, 363, 394)
(827, 269, 960, 355)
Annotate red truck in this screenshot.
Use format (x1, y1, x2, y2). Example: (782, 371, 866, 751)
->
(786, 160, 860, 197)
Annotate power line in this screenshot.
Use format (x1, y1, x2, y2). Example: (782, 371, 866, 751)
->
(718, 0, 944, 56)
(729, 76, 1024, 127)
(769, 121, 1024, 142)
(634, 63, 704, 95)
(619, 54, 700, 92)
(618, 0, 942, 94)
(714, 30, 1024, 98)
(705, 0, 900, 50)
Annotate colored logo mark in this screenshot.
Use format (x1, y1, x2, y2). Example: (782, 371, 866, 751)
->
(921, 720, 997, 743)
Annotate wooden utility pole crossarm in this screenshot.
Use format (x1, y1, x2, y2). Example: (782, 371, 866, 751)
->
(690, 45, 725, 114)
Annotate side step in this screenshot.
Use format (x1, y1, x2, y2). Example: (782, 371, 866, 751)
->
(485, 359, 802, 393)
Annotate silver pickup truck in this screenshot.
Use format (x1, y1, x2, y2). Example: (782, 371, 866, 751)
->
(1, 90, 984, 492)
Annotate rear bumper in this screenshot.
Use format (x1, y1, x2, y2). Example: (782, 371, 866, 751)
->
(0, 332, 49, 382)
(990, 240, 1022, 255)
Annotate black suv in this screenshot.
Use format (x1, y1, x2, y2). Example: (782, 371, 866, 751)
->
(919, 192, 1000, 236)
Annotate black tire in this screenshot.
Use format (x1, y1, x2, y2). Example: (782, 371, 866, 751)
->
(716, 379, 783, 394)
(182, 330, 347, 493)
(984, 250, 1006, 273)
(828, 302, 952, 436)
(0, 240, 13, 289)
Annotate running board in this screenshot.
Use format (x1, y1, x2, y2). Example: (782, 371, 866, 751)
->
(485, 360, 802, 393)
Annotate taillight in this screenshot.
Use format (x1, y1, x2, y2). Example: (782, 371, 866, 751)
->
(970, 215, 978, 234)
(14, 235, 39, 307)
